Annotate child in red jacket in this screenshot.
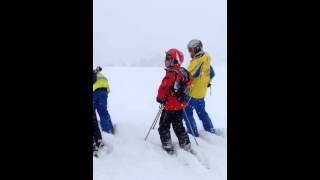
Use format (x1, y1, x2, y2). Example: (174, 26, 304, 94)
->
(156, 48, 192, 154)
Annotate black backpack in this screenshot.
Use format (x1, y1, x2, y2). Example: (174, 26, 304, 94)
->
(173, 67, 192, 103)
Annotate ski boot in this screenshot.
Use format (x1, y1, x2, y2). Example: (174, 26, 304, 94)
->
(93, 144, 99, 157)
(96, 139, 104, 149)
(162, 144, 175, 155)
(180, 142, 192, 152)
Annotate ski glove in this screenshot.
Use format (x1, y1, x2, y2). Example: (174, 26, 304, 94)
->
(156, 98, 166, 105)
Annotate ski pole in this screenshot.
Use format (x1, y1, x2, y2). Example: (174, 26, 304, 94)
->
(151, 105, 163, 130)
(182, 97, 199, 146)
(144, 105, 164, 141)
(183, 109, 199, 146)
(144, 105, 162, 141)
(151, 113, 160, 130)
(182, 87, 199, 146)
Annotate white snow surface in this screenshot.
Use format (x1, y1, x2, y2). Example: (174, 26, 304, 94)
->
(93, 65, 227, 180)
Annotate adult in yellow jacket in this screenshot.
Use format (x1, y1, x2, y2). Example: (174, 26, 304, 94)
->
(93, 67, 113, 134)
(183, 39, 216, 137)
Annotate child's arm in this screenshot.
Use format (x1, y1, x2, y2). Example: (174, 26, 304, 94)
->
(156, 73, 174, 104)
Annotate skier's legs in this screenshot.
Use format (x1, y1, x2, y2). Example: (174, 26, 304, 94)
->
(194, 98, 215, 133)
(95, 90, 113, 133)
(93, 111, 102, 145)
(183, 99, 199, 137)
(172, 110, 191, 149)
(158, 110, 173, 150)
(93, 137, 98, 153)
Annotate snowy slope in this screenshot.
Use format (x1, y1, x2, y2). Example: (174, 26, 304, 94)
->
(93, 65, 227, 180)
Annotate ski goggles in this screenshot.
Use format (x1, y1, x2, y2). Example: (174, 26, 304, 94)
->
(165, 54, 174, 61)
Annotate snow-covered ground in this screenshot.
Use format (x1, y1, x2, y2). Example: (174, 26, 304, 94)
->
(93, 65, 227, 180)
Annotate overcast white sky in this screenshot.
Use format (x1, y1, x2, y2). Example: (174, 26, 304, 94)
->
(93, 0, 227, 67)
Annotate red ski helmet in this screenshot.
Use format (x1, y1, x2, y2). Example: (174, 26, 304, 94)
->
(165, 48, 184, 65)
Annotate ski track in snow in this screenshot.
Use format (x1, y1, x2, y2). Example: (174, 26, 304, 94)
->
(93, 67, 227, 180)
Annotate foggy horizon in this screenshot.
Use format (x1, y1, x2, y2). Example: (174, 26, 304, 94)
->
(93, 0, 227, 67)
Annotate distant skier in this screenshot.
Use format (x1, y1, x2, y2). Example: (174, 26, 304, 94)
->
(183, 39, 216, 137)
(156, 48, 192, 154)
(93, 66, 114, 134)
(93, 69, 104, 156)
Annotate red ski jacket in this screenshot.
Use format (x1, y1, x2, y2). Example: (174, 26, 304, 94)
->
(157, 65, 189, 111)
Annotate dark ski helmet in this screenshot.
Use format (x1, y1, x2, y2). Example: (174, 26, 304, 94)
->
(187, 39, 203, 54)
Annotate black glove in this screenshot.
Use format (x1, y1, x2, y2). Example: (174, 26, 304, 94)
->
(208, 83, 211, 88)
(156, 98, 166, 105)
